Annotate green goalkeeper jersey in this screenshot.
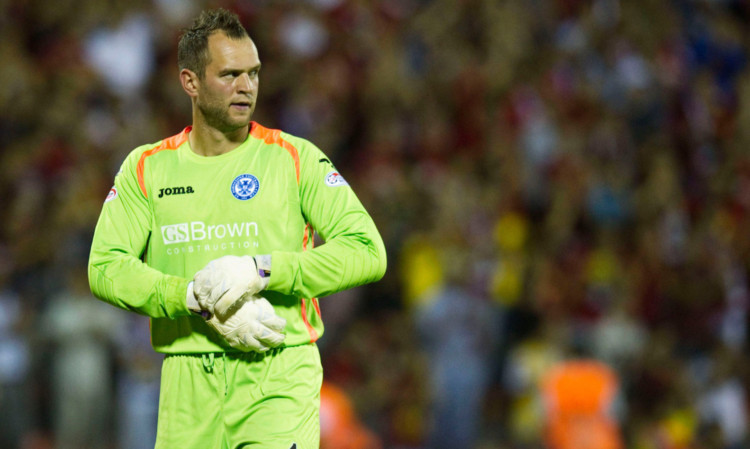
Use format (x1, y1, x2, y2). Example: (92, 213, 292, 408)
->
(88, 122, 386, 353)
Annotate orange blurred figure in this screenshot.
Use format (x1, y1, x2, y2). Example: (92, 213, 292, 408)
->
(319, 382, 382, 449)
(541, 359, 624, 449)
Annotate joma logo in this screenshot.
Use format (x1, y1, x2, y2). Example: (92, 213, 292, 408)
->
(158, 186, 194, 198)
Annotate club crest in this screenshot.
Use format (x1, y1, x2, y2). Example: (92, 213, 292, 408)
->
(231, 174, 260, 200)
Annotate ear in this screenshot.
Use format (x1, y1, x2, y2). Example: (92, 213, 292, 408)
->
(180, 68, 200, 98)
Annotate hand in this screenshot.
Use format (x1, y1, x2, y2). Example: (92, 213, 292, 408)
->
(206, 294, 286, 352)
(193, 255, 266, 318)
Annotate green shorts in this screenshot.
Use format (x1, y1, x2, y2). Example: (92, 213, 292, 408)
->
(155, 344, 322, 449)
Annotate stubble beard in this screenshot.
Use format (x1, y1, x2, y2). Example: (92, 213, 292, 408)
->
(197, 97, 252, 134)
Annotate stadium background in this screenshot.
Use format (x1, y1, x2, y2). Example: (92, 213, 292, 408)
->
(2, 0, 750, 448)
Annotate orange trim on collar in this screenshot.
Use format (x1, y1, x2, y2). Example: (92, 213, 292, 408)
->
(137, 127, 191, 198)
(249, 122, 301, 184)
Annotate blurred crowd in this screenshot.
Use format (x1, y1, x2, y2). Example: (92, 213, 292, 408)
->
(2, 0, 750, 448)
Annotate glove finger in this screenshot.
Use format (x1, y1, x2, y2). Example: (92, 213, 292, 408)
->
(226, 332, 258, 352)
(241, 256, 263, 295)
(194, 281, 231, 313)
(209, 283, 233, 311)
(193, 267, 221, 296)
(214, 287, 247, 318)
(240, 334, 268, 353)
(259, 314, 287, 333)
(255, 326, 285, 348)
(252, 296, 274, 312)
(243, 296, 282, 327)
(192, 279, 213, 304)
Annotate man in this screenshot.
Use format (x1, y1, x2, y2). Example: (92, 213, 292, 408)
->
(88, 8, 387, 449)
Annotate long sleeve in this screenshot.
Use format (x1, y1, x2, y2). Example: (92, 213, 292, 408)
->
(88, 146, 191, 319)
(267, 137, 387, 299)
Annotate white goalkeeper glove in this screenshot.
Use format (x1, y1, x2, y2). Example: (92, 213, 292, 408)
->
(192, 255, 271, 318)
(206, 294, 286, 352)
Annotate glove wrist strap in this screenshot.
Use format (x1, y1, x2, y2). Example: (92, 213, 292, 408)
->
(186, 281, 211, 319)
(254, 254, 272, 289)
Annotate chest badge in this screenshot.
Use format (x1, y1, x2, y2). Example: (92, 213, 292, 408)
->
(231, 174, 260, 200)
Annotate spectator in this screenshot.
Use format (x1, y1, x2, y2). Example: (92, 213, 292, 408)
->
(41, 269, 124, 449)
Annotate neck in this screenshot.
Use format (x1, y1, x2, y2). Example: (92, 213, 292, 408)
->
(189, 114, 250, 157)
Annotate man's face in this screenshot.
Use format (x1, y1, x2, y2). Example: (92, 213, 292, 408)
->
(196, 32, 260, 133)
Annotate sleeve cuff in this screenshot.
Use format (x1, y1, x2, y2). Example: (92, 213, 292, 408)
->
(266, 251, 297, 295)
(165, 277, 194, 318)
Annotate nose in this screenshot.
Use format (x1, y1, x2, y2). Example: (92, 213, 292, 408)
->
(236, 73, 255, 93)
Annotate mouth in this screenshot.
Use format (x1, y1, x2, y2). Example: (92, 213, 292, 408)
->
(230, 101, 252, 111)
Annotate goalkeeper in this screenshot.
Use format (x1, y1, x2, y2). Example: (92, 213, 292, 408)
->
(88, 8, 386, 449)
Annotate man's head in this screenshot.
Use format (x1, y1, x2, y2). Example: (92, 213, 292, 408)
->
(178, 8, 249, 80)
(178, 9, 261, 135)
